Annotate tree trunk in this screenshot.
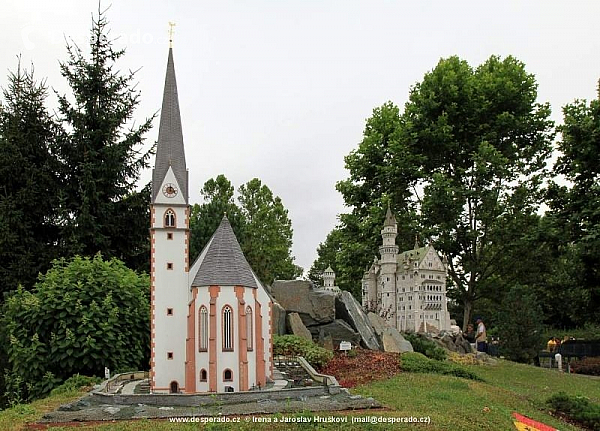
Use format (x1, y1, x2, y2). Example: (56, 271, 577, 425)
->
(462, 300, 473, 332)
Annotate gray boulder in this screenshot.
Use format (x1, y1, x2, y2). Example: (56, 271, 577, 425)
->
(381, 328, 414, 353)
(286, 312, 312, 342)
(311, 319, 361, 348)
(440, 333, 458, 352)
(367, 312, 387, 337)
(335, 291, 380, 350)
(271, 300, 287, 335)
(455, 333, 473, 354)
(272, 280, 336, 326)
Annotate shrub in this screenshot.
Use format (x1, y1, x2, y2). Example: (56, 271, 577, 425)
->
(0, 255, 149, 403)
(546, 392, 600, 430)
(571, 357, 600, 376)
(400, 352, 483, 381)
(50, 374, 102, 395)
(403, 333, 447, 361)
(273, 335, 333, 369)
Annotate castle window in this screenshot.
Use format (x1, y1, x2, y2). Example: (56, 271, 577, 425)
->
(246, 306, 253, 351)
(222, 306, 233, 351)
(167, 232, 173, 240)
(167, 352, 173, 360)
(164, 209, 176, 227)
(167, 262, 173, 270)
(200, 369, 207, 382)
(167, 308, 173, 316)
(429, 262, 432, 267)
(199, 306, 208, 352)
(223, 368, 233, 381)
(387, 277, 390, 282)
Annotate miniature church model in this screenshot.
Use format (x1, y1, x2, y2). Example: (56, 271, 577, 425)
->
(150, 46, 273, 394)
(361, 205, 451, 333)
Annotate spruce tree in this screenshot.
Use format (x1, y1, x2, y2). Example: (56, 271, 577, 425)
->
(0, 61, 62, 295)
(55, 7, 154, 271)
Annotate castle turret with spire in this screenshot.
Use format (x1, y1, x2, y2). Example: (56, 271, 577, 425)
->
(361, 205, 451, 332)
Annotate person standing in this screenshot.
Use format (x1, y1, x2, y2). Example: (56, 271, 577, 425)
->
(475, 317, 487, 353)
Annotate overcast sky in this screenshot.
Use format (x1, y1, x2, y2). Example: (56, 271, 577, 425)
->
(3, 1, 600, 273)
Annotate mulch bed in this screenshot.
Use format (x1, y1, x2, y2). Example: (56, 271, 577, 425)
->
(320, 348, 401, 388)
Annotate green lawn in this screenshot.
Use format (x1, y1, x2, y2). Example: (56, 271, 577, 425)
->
(2, 360, 598, 430)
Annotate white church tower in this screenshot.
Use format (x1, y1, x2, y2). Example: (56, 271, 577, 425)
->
(150, 45, 272, 394)
(150, 47, 190, 394)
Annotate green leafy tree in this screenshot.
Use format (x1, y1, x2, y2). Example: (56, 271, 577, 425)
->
(189, 174, 245, 259)
(0, 254, 149, 403)
(312, 103, 421, 297)
(407, 56, 554, 328)
(495, 284, 544, 363)
(189, 176, 302, 285)
(55, 8, 154, 271)
(0, 61, 62, 296)
(323, 56, 554, 321)
(238, 178, 302, 285)
(546, 85, 600, 326)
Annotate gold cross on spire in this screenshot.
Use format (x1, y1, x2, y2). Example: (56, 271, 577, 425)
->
(168, 22, 176, 48)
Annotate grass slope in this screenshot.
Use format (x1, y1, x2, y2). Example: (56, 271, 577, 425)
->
(2, 359, 599, 430)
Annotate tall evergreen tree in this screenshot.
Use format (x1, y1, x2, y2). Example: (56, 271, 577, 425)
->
(55, 8, 154, 271)
(0, 61, 62, 295)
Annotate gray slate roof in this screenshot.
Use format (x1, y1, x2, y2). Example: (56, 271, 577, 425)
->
(192, 217, 258, 289)
(152, 48, 188, 203)
(384, 205, 397, 227)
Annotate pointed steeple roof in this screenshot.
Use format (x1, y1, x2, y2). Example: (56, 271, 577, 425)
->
(384, 203, 397, 227)
(191, 216, 258, 288)
(152, 48, 188, 203)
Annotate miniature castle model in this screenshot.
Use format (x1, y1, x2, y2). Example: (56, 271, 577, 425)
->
(150, 47, 272, 394)
(361, 206, 451, 332)
(320, 265, 341, 293)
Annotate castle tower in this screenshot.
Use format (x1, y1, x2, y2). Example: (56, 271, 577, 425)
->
(323, 265, 335, 288)
(378, 205, 399, 324)
(150, 47, 190, 393)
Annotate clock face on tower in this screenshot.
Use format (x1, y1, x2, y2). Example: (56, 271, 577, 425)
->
(162, 183, 178, 198)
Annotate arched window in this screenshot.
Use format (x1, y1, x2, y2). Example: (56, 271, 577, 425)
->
(169, 381, 179, 393)
(222, 306, 233, 351)
(223, 368, 233, 381)
(199, 369, 207, 382)
(198, 306, 208, 352)
(246, 306, 253, 351)
(164, 209, 176, 227)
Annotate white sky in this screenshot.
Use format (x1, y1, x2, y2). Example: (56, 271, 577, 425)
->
(3, 1, 600, 273)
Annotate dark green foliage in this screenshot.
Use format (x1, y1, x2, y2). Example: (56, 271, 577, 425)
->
(571, 357, 600, 376)
(273, 335, 333, 369)
(495, 285, 544, 363)
(400, 352, 483, 381)
(190, 176, 302, 285)
(546, 87, 600, 327)
(55, 8, 154, 272)
(50, 374, 102, 396)
(403, 333, 447, 361)
(0, 61, 62, 295)
(0, 255, 149, 403)
(546, 391, 600, 430)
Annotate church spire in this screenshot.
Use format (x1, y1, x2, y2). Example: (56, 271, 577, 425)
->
(152, 46, 188, 203)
